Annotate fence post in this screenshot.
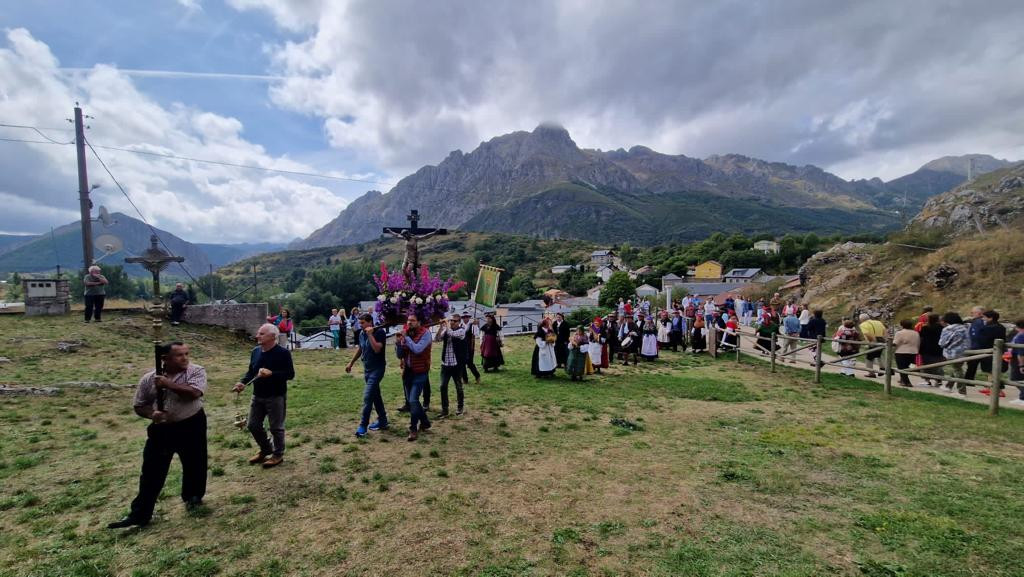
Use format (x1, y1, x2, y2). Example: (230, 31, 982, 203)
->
(770, 332, 777, 373)
(882, 336, 893, 397)
(990, 339, 1005, 416)
(735, 332, 741, 364)
(814, 335, 823, 384)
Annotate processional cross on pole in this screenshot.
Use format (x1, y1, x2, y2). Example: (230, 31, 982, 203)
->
(382, 209, 448, 280)
(125, 234, 185, 410)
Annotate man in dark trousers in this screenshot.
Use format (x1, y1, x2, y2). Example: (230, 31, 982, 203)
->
(108, 341, 207, 528)
(396, 314, 433, 441)
(169, 283, 189, 326)
(460, 312, 482, 384)
(670, 309, 686, 352)
(606, 313, 620, 361)
(233, 323, 295, 468)
(553, 313, 570, 368)
(965, 309, 1007, 384)
(436, 313, 467, 418)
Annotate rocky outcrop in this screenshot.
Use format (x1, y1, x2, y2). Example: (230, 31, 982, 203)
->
(914, 165, 1024, 236)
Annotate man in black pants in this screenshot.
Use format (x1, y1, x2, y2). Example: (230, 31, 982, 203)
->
(83, 265, 108, 322)
(169, 283, 189, 325)
(233, 323, 295, 468)
(460, 312, 481, 384)
(108, 341, 207, 528)
(437, 313, 466, 418)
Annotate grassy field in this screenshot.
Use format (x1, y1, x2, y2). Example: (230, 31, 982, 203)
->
(2, 312, 1024, 577)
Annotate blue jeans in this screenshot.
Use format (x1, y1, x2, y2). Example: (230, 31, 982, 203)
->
(360, 369, 387, 427)
(407, 372, 431, 432)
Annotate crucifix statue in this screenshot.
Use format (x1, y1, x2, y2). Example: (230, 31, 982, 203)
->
(382, 209, 448, 280)
(125, 234, 185, 410)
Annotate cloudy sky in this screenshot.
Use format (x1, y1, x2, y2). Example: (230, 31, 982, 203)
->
(2, 0, 1023, 242)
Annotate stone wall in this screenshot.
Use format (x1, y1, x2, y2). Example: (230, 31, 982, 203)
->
(182, 303, 268, 335)
(23, 279, 70, 316)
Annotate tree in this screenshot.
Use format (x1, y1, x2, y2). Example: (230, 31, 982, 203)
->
(599, 271, 635, 308)
(558, 266, 598, 296)
(286, 261, 378, 321)
(457, 259, 480, 287)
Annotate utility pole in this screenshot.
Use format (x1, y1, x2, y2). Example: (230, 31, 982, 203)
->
(74, 104, 93, 272)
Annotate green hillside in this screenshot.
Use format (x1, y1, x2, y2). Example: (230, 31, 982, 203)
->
(461, 182, 900, 243)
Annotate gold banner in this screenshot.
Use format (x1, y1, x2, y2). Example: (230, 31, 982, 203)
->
(473, 265, 501, 308)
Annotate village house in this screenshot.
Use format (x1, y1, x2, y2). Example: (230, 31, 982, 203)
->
(753, 240, 780, 254)
(723, 268, 767, 284)
(590, 249, 616, 267)
(692, 260, 723, 281)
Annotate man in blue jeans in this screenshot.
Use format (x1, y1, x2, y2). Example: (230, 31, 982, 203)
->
(345, 313, 388, 437)
(396, 314, 433, 441)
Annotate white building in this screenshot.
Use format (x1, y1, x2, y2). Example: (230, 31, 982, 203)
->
(753, 240, 780, 254)
(723, 268, 767, 284)
(635, 283, 659, 298)
(595, 264, 619, 283)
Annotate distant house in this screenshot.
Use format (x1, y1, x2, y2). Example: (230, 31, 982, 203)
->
(693, 260, 723, 281)
(681, 282, 750, 299)
(754, 240, 780, 254)
(661, 273, 685, 298)
(550, 265, 574, 275)
(635, 283, 659, 298)
(590, 249, 616, 267)
(298, 330, 334, 350)
(723, 268, 766, 284)
(595, 264, 619, 283)
(564, 296, 599, 308)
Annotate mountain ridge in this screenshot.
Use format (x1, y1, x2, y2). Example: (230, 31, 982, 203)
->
(294, 125, 1011, 249)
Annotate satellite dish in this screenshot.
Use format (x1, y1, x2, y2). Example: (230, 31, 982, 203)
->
(94, 234, 124, 255)
(97, 206, 117, 227)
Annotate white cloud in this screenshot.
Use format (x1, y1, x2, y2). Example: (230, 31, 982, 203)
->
(0, 28, 354, 242)
(232, 0, 1024, 180)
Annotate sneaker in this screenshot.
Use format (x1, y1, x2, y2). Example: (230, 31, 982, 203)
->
(420, 422, 432, 432)
(368, 421, 388, 431)
(106, 515, 148, 529)
(456, 408, 464, 416)
(355, 425, 368, 438)
(435, 411, 449, 420)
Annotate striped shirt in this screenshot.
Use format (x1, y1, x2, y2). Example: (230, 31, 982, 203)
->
(133, 364, 207, 423)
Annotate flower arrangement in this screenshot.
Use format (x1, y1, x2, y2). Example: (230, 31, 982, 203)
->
(373, 262, 467, 326)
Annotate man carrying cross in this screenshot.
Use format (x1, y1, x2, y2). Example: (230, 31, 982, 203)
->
(383, 209, 447, 281)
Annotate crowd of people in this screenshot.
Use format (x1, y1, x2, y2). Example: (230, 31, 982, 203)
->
(105, 292, 1022, 530)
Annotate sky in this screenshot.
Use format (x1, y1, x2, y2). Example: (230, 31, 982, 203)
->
(2, 0, 1023, 242)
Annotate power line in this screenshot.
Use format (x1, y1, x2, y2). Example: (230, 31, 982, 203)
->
(84, 138, 208, 295)
(1, 122, 482, 197)
(0, 123, 75, 144)
(89, 142, 398, 186)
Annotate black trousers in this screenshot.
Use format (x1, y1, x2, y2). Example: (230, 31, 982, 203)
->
(130, 410, 207, 522)
(461, 355, 481, 382)
(170, 303, 185, 323)
(440, 365, 464, 412)
(964, 357, 994, 382)
(895, 353, 915, 385)
(84, 294, 105, 321)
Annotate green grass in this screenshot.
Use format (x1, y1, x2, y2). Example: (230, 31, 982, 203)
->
(1, 312, 1024, 576)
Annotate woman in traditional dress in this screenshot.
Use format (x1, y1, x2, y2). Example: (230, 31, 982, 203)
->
(566, 326, 589, 381)
(480, 314, 504, 372)
(657, 311, 673, 352)
(531, 317, 557, 378)
(720, 315, 739, 351)
(588, 317, 607, 374)
(690, 317, 707, 354)
(641, 316, 659, 360)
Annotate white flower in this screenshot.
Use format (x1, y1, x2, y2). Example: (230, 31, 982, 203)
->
(414, 297, 424, 304)
(426, 295, 434, 302)
(390, 296, 399, 304)
(377, 294, 386, 301)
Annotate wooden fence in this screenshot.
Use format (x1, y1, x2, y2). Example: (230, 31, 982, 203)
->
(765, 331, 1023, 416)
